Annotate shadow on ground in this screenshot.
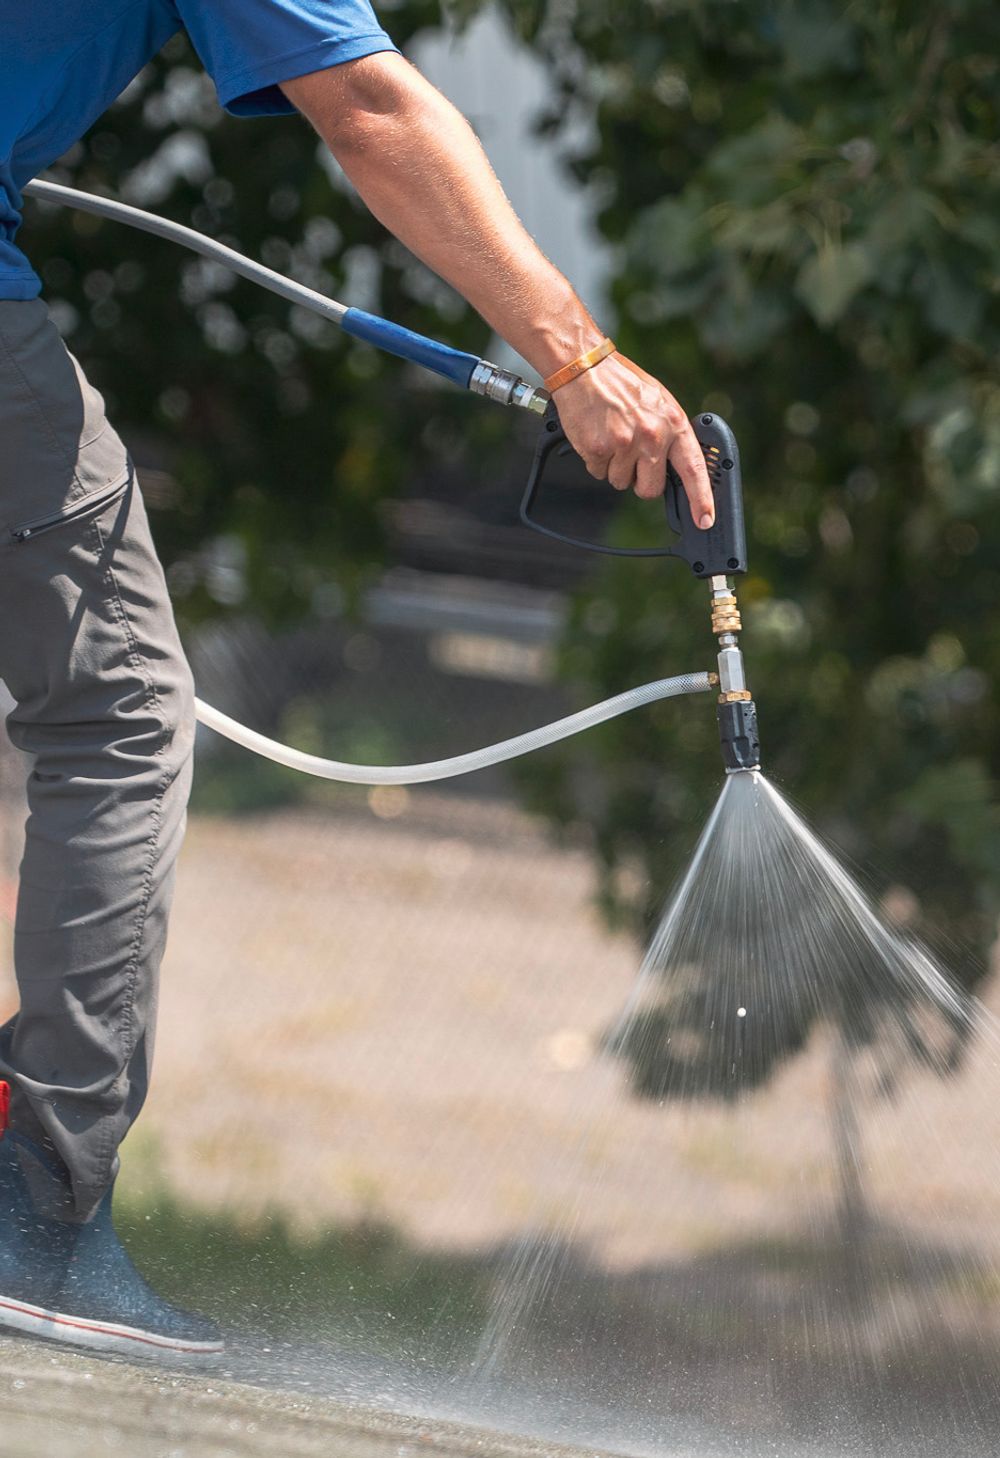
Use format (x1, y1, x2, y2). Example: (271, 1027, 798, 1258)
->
(97, 1182, 1000, 1458)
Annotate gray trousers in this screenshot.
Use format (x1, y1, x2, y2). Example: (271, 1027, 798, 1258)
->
(0, 299, 194, 1223)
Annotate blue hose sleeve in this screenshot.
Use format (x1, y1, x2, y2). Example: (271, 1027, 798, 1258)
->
(341, 308, 480, 387)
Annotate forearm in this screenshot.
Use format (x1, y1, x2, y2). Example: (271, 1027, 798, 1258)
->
(280, 55, 603, 378)
(281, 53, 714, 521)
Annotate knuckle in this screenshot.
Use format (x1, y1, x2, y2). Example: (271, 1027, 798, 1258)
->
(636, 420, 663, 454)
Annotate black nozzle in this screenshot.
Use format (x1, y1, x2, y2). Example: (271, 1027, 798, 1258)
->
(718, 699, 761, 773)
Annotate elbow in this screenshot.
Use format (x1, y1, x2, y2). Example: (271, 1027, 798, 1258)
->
(281, 54, 439, 160)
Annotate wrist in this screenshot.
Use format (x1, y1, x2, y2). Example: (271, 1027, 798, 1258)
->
(544, 337, 616, 393)
(513, 279, 606, 379)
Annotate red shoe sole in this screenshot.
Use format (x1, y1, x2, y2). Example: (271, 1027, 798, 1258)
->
(0, 1291, 224, 1357)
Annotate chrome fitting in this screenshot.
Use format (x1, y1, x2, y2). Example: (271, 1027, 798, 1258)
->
(469, 361, 549, 414)
(519, 384, 551, 415)
(717, 644, 749, 699)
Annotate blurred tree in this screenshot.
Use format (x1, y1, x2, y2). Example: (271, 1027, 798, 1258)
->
(455, 0, 1000, 977)
(436, 0, 1000, 1197)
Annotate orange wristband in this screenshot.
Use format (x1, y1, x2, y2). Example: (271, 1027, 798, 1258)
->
(544, 337, 616, 393)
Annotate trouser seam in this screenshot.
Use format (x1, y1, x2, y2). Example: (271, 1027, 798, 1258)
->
(89, 502, 176, 1192)
(94, 470, 167, 741)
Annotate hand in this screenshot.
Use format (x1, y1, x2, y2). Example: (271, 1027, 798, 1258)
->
(550, 352, 715, 529)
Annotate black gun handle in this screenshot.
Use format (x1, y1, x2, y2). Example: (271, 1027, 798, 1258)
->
(519, 402, 748, 577)
(665, 412, 748, 578)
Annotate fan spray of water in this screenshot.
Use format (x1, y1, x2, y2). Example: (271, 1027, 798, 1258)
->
(460, 763, 1000, 1456)
(611, 768, 974, 1101)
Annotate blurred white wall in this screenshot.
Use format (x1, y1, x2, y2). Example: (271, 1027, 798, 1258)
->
(407, 5, 609, 371)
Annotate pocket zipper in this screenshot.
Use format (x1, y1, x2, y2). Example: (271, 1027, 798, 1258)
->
(10, 475, 130, 544)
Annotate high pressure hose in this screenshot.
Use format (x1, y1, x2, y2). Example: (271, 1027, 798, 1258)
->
(22, 179, 548, 411)
(22, 177, 716, 785)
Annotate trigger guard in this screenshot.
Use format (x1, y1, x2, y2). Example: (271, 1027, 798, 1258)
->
(519, 401, 678, 559)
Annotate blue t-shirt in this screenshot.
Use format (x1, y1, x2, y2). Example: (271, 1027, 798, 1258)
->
(0, 1, 399, 300)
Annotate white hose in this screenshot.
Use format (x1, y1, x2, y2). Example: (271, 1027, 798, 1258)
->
(193, 673, 713, 784)
(23, 178, 350, 326)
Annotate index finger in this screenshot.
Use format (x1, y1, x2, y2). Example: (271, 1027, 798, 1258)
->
(667, 417, 714, 529)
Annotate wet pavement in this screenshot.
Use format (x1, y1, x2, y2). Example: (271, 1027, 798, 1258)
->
(0, 1333, 628, 1458)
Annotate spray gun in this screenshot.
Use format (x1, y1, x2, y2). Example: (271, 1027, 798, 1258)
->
(521, 404, 761, 774)
(22, 177, 760, 782)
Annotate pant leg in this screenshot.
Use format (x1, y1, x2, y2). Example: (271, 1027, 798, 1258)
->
(0, 298, 194, 1223)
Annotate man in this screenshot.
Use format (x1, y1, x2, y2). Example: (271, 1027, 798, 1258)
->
(0, 1, 713, 1358)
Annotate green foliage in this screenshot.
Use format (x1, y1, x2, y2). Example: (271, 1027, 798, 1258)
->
(482, 0, 1000, 971)
(190, 748, 307, 816)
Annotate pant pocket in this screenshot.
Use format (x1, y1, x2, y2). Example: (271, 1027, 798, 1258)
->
(0, 300, 129, 524)
(7, 470, 132, 545)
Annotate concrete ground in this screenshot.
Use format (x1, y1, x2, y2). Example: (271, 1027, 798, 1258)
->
(0, 1333, 627, 1458)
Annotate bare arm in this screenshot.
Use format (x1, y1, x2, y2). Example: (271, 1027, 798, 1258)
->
(280, 53, 713, 522)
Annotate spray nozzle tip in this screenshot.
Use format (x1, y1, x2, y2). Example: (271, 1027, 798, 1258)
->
(718, 698, 761, 773)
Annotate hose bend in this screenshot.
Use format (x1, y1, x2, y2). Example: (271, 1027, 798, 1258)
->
(194, 672, 713, 785)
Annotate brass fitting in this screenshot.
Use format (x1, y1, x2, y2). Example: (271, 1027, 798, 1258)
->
(710, 593, 742, 636)
(718, 689, 753, 704)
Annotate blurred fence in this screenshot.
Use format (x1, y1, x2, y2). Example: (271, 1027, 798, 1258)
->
(0, 567, 653, 1247)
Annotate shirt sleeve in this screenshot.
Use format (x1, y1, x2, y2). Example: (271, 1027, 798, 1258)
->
(173, 0, 400, 117)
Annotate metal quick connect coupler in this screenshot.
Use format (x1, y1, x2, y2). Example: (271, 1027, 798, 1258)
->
(469, 361, 550, 414)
